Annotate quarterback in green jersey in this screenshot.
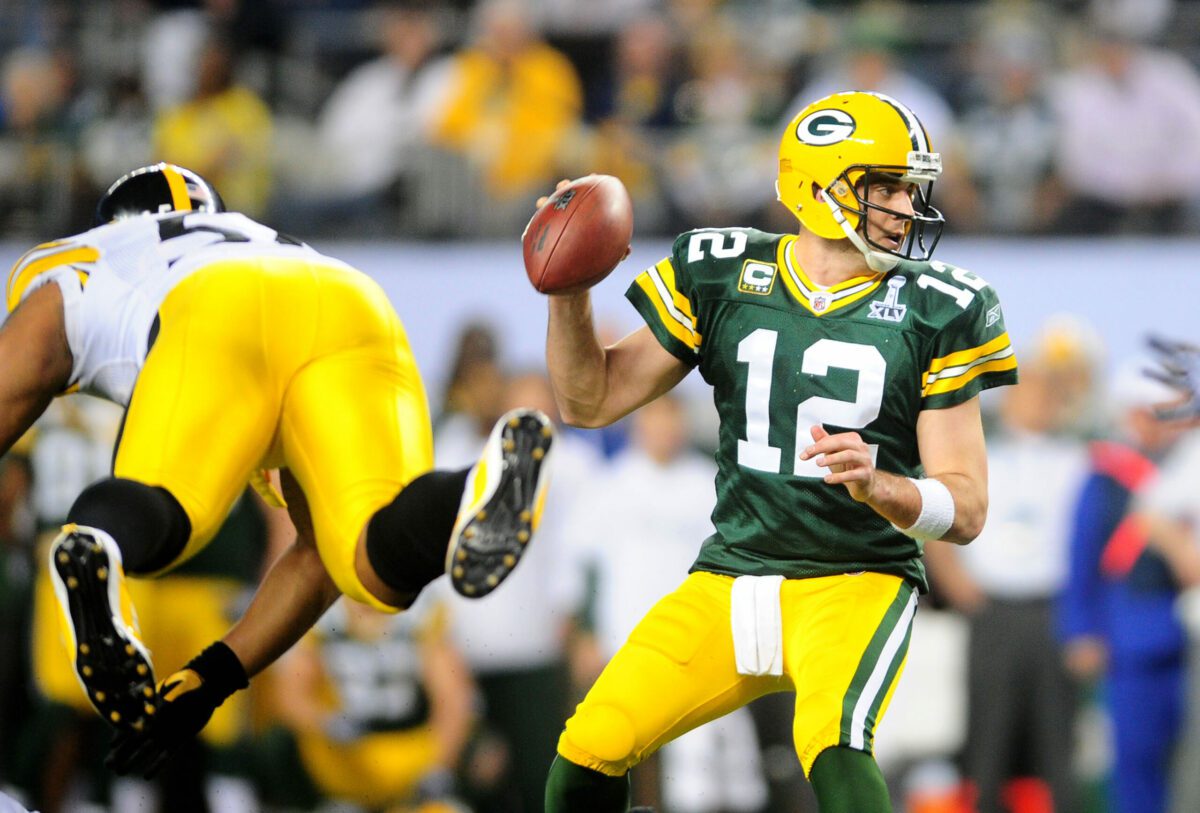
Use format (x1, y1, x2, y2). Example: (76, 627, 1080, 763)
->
(540, 90, 1018, 813)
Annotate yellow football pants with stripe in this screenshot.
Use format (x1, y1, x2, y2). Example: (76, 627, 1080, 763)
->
(113, 258, 433, 610)
(557, 571, 916, 777)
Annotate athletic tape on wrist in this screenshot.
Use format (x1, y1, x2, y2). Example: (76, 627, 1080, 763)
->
(893, 477, 955, 541)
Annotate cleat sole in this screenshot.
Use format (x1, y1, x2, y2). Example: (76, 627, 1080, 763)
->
(446, 409, 554, 598)
(50, 532, 159, 734)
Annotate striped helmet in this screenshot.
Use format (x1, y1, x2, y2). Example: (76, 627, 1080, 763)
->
(777, 91, 944, 270)
(94, 162, 224, 225)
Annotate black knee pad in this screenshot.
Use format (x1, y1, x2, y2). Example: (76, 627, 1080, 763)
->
(365, 468, 469, 597)
(66, 478, 191, 574)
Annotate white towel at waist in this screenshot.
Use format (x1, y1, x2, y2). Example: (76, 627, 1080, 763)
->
(730, 574, 785, 676)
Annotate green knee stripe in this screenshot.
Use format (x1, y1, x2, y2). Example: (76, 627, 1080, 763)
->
(839, 581, 917, 751)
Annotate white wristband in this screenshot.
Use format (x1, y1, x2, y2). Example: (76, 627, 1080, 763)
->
(893, 477, 955, 541)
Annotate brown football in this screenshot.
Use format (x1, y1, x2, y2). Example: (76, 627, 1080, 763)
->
(523, 174, 633, 295)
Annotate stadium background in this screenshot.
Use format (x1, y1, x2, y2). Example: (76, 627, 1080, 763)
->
(1, 0, 1199, 812)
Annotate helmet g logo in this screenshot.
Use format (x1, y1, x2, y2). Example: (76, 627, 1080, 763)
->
(795, 109, 856, 146)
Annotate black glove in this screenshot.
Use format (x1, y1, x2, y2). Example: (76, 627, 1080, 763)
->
(1147, 335, 1200, 420)
(106, 641, 248, 778)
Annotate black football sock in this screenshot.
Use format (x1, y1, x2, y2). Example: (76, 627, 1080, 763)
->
(809, 746, 891, 813)
(545, 755, 630, 813)
(364, 468, 469, 596)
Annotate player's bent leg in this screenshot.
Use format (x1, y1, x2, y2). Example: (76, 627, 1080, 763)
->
(48, 526, 158, 734)
(445, 408, 554, 597)
(48, 479, 194, 733)
(545, 755, 630, 813)
(809, 746, 891, 813)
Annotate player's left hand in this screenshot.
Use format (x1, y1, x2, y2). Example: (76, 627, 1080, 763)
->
(105, 668, 221, 777)
(800, 424, 877, 502)
(105, 641, 248, 778)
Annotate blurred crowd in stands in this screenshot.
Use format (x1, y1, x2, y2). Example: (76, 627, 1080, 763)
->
(5, 0, 1200, 240)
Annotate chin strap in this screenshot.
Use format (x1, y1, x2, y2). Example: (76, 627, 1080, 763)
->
(823, 194, 900, 272)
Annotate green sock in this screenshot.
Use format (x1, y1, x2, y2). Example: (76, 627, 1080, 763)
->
(545, 754, 630, 813)
(810, 746, 893, 813)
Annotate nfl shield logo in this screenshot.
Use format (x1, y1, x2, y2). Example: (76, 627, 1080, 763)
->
(813, 294, 829, 311)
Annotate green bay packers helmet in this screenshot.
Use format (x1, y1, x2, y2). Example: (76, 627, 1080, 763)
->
(94, 162, 224, 226)
(777, 91, 944, 270)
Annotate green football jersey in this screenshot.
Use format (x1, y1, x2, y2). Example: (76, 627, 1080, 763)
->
(626, 228, 1019, 591)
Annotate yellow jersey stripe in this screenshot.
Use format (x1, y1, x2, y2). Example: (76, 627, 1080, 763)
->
(926, 333, 1012, 376)
(7, 246, 99, 312)
(161, 165, 193, 212)
(635, 272, 698, 350)
(923, 355, 1018, 396)
(777, 234, 884, 316)
(655, 259, 697, 326)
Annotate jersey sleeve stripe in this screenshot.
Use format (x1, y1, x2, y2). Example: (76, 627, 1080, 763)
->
(925, 332, 1012, 376)
(922, 354, 1018, 397)
(654, 259, 698, 325)
(635, 264, 700, 351)
(6, 246, 98, 312)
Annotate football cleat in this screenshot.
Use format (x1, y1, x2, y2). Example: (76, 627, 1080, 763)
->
(49, 525, 158, 733)
(446, 408, 554, 598)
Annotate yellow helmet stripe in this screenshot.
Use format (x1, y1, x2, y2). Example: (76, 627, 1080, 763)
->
(160, 164, 193, 212)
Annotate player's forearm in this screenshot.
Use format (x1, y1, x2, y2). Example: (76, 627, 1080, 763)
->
(222, 537, 341, 678)
(546, 293, 613, 427)
(868, 470, 986, 545)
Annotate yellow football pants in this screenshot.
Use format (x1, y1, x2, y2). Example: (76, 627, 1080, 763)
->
(113, 258, 433, 610)
(297, 725, 439, 808)
(558, 570, 916, 777)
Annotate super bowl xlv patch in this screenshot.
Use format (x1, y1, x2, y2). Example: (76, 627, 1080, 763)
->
(868, 276, 908, 323)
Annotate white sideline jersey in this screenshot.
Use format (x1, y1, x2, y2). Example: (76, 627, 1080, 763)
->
(5, 212, 346, 406)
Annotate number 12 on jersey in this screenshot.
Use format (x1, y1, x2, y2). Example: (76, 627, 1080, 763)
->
(737, 329, 882, 477)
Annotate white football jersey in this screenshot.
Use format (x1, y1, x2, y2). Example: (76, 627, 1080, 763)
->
(5, 212, 347, 406)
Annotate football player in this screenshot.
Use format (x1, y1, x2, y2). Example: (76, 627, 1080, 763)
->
(0, 163, 554, 776)
(536, 91, 1019, 813)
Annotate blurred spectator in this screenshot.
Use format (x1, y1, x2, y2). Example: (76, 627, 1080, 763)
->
(435, 322, 508, 451)
(1132, 428, 1200, 813)
(568, 393, 769, 813)
(267, 591, 475, 811)
(153, 32, 273, 216)
(584, 15, 681, 231)
(313, 3, 452, 204)
(924, 318, 1100, 813)
(440, 371, 599, 813)
(788, 7, 979, 231)
(1059, 360, 1192, 813)
(960, 14, 1064, 233)
(428, 0, 584, 202)
(0, 46, 76, 236)
(661, 15, 780, 229)
(1050, 17, 1200, 234)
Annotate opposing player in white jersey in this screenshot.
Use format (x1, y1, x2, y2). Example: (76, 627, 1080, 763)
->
(0, 163, 554, 776)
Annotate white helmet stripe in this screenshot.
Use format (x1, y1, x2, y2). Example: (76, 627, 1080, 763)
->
(865, 92, 929, 153)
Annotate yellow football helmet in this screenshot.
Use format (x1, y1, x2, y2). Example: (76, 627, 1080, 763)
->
(777, 91, 944, 270)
